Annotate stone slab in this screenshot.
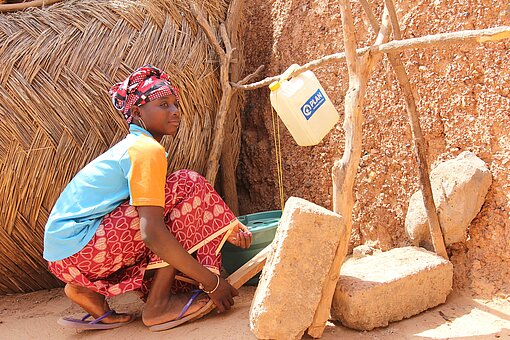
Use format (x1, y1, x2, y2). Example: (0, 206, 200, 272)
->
(331, 246, 453, 331)
(406, 151, 492, 247)
(249, 197, 345, 340)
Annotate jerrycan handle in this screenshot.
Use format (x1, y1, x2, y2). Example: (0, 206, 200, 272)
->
(269, 64, 301, 91)
(280, 64, 301, 82)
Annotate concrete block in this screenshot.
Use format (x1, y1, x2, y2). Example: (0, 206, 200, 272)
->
(331, 246, 453, 331)
(250, 197, 345, 340)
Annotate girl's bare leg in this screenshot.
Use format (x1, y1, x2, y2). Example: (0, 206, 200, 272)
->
(64, 284, 132, 323)
(142, 266, 209, 326)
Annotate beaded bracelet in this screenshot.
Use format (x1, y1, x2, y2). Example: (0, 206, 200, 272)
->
(199, 274, 220, 294)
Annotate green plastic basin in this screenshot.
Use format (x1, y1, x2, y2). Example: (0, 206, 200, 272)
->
(221, 210, 281, 285)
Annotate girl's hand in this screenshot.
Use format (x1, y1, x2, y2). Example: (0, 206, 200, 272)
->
(207, 278, 239, 312)
(227, 222, 253, 249)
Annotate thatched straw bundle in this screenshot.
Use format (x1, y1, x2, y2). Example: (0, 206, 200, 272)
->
(0, 0, 243, 294)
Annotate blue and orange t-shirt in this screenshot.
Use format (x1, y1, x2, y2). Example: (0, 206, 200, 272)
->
(43, 125, 167, 261)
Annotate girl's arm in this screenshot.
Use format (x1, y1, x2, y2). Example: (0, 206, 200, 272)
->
(138, 206, 238, 312)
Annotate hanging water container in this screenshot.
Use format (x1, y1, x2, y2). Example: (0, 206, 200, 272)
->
(221, 210, 281, 285)
(269, 64, 339, 146)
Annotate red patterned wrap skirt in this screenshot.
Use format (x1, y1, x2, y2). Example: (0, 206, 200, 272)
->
(48, 170, 237, 298)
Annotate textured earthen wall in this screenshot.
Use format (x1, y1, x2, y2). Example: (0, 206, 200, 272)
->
(238, 0, 510, 297)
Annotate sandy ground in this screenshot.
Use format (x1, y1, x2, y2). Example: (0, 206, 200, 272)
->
(0, 286, 509, 340)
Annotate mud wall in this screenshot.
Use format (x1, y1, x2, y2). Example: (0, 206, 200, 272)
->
(237, 0, 510, 297)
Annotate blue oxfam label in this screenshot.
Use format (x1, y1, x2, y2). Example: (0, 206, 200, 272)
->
(300, 88, 326, 120)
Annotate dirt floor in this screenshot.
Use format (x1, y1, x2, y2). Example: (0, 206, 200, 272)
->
(0, 286, 509, 339)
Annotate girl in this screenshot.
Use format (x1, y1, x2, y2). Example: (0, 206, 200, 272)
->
(43, 65, 252, 330)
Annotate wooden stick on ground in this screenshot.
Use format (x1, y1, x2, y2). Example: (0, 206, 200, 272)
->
(307, 3, 392, 338)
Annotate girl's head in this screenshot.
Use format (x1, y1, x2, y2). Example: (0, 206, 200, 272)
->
(110, 65, 181, 140)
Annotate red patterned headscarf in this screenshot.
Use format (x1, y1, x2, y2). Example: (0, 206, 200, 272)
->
(109, 64, 179, 123)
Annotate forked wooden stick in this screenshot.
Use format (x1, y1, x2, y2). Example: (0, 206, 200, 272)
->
(190, 4, 235, 186)
(307, 2, 392, 338)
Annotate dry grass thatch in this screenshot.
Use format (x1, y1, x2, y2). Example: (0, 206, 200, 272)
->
(0, 0, 243, 294)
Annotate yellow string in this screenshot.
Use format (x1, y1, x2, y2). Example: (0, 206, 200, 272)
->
(270, 98, 285, 211)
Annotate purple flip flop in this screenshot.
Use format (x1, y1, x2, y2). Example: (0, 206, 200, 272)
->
(149, 290, 208, 332)
(57, 310, 133, 330)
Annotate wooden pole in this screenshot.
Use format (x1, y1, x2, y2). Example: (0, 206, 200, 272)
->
(233, 26, 510, 91)
(220, 0, 244, 215)
(307, 3, 391, 338)
(205, 23, 234, 185)
(359, 0, 448, 258)
(383, 0, 448, 258)
(190, 4, 235, 186)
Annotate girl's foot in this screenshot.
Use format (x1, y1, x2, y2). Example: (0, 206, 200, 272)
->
(64, 284, 132, 324)
(227, 222, 253, 249)
(142, 291, 209, 327)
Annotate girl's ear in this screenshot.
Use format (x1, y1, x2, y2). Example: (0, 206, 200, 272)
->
(131, 106, 141, 118)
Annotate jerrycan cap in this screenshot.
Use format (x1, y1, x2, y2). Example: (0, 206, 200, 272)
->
(269, 81, 280, 91)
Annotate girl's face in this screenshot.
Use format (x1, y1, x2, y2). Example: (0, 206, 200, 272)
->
(136, 94, 180, 141)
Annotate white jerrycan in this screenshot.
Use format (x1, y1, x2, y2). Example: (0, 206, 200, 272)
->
(269, 64, 339, 146)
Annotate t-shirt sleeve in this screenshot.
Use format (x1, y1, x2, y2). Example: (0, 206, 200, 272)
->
(127, 136, 167, 207)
